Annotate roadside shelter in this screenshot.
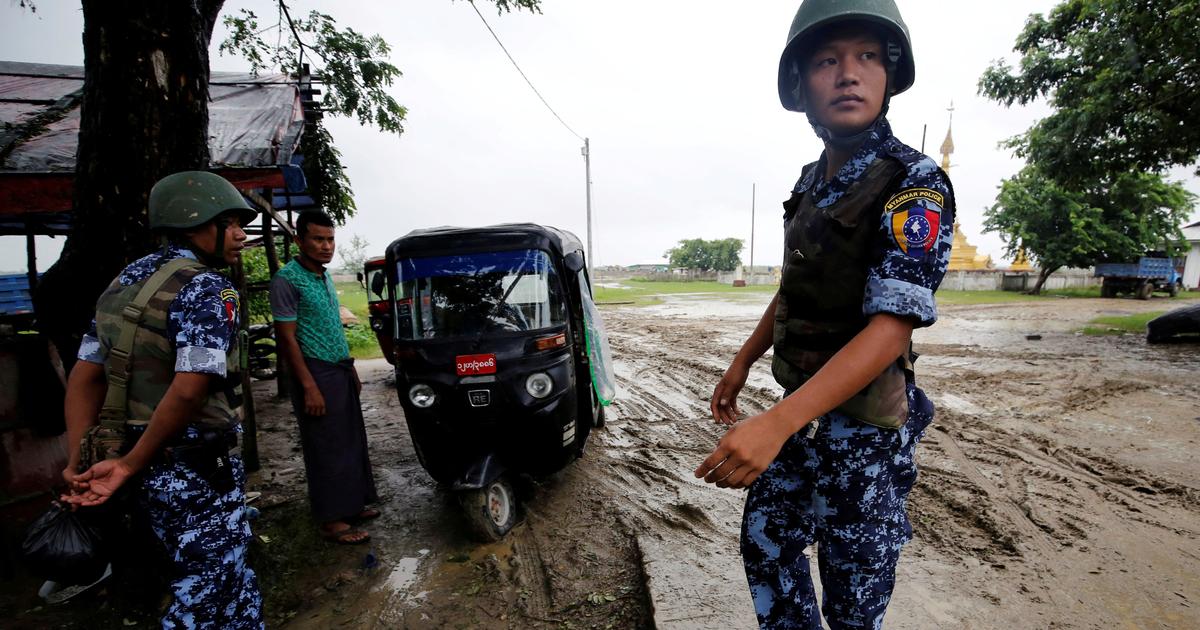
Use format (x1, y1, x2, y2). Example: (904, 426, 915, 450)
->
(0, 60, 319, 507)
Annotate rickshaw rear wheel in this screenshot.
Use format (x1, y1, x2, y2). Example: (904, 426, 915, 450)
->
(460, 477, 518, 541)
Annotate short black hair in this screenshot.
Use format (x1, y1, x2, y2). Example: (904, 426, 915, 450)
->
(296, 210, 335, 238)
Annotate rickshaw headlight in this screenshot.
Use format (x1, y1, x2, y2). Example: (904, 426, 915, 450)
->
(408, 383, 436, 408)
(525, 372, 553, 399)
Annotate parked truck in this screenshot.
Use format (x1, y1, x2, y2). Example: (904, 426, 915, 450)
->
(1094, 256, 1182, 299)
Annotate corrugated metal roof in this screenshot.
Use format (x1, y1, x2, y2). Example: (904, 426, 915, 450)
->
(0, 61, 305, 172)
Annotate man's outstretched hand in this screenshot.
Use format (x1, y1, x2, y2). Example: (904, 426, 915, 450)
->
(61, 459, 135, 507)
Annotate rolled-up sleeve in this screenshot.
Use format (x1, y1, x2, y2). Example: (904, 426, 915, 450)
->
(863, 170, 955, 328)
(170, 273, 238, 375)
(77, 320, 105, 364)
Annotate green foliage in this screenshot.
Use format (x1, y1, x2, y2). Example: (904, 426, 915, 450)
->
(300, 119, 355, 223)
(219, 1, 543, 223)
(241, 246, 275, 324)
(984, 166, 1193, 286)
(980, 0, 1199, 293)
(344, 322, 381, 359)
(220, 6, 407, 133)
(334, 280, 368, 318)
(664, 238, 744, 271)
(979, 0, 1200, 182)
(464, 0, 543, 13)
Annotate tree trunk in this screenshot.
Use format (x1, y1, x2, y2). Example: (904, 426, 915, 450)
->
(1029, 266, 1058, 295)
(34, 0, 225, 367)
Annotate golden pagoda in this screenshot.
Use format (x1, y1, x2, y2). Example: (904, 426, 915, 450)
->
(941, 104, 993, 271)
(1009, 247, 1035, 272)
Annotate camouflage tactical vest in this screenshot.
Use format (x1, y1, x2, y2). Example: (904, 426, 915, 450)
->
(94, 258, 243, 430)
(772, 155, 912, 429)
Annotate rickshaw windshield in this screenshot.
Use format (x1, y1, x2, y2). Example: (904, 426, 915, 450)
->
(395, 249, 567, 340)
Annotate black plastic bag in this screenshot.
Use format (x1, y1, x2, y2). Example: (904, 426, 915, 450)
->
(21, 501, 109, 585)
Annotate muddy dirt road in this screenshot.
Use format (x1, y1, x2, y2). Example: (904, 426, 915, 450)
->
(244, 294, 1198, 630)
(11, 295, 1193, 629)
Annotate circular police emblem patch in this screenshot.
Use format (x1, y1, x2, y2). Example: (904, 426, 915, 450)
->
(903, 215, 931, 245)
(883, 187, 945, 258)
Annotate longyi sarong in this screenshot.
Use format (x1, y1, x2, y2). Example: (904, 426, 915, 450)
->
(288, 357, 379, 523)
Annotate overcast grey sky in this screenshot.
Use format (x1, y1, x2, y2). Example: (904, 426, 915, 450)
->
(3, 0, 1197, 272)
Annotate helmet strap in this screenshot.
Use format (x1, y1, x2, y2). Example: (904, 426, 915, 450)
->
(193, 218, 231, 268)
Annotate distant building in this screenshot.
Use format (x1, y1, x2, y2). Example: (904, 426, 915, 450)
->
(1182, 221, 1200, 290)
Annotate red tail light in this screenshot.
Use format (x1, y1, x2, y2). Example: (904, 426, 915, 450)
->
(534, 333, 567, 351)
(368, 301, 388, 316)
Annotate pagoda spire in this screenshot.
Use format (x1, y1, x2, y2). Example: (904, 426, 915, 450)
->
(940, 101, 955, 172)
(941, 100, 993, 270)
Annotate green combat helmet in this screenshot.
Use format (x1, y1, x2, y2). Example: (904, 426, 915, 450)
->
(777, 0, 915, 113)
(148, 170, 257, 230)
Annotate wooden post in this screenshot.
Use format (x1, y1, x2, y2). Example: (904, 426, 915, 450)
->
(283, 207, 293, 261)
(261, 193, 291, 400)
(25, 228, 37, 293)
(232, 255, 260, 472)
(263, 193, 280, 275)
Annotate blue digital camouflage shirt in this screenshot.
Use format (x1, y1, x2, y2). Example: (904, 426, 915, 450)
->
(78, 245, 239, 376)
(792, 117, 954, 327)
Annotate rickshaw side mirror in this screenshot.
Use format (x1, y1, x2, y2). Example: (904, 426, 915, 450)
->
(564, 251, 585, 273)
(356, 272, 365, 289)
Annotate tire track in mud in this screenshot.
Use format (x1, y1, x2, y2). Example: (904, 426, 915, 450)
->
(916, 401, 1199, 557)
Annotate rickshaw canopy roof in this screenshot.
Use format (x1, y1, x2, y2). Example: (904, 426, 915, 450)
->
(387, 223, 585, 261)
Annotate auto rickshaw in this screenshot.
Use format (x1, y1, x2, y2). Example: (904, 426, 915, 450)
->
(382, 224, 615, 540)
(360, 256, 395, 364)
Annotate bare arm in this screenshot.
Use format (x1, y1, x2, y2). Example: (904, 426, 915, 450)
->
(63, 372, 213, 506)
(710, 293, 778, 424)
(696, 312, 914, 488)
(62, 361, 106, 485)
(274, 320, 325, 416)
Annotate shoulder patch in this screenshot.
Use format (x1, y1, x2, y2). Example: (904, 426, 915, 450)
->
(884, 188, 943, 258)
(220, 288, 239, 325)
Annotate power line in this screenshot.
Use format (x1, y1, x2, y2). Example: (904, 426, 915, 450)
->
(468, 1, 583, 141)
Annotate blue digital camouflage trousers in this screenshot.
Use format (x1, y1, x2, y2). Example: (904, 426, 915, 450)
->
(141, 454, 263, 629)
(741, 384, 933, 630)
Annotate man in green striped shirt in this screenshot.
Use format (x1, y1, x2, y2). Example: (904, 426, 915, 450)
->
(269, 210, 379, 545)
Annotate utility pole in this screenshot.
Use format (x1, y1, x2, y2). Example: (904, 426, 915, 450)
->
(920, 123, 927, 154)
(582, 137, 593, 286)
(750, 183, 756, 274)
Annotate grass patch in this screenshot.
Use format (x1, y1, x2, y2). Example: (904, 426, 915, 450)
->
(1081, 311, 1164, 336)
(335, 281, 383, 359)
(335, 280, 369, 318)
(936, 290, 1044, 305)
(594, 279, 775, 306)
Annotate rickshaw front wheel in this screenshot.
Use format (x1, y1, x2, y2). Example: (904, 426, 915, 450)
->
(460, 477, 518, 541)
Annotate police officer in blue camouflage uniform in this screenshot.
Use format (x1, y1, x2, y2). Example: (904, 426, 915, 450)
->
(694, 1, 954, 627)
(62, 171, 264, 628)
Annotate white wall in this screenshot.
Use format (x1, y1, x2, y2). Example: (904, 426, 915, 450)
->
(1184, 243, 1200, 290)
